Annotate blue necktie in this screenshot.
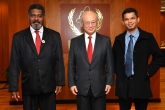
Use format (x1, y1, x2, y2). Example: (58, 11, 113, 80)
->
(125, 35, 133, 77)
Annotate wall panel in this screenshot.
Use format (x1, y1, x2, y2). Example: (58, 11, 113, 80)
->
(160, 12, 165, 43)
(0, 0, 3, 81)
(0, 0, 9, 81)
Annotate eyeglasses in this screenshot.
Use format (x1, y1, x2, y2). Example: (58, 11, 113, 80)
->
(83, 21, 97, 26)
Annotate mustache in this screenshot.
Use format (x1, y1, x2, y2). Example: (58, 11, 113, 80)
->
(32, 20, 40, 24)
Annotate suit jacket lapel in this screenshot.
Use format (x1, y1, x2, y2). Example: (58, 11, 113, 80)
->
(78, 34, 89, 63)
(40, 27, 49, 53)
(24, 27, 38, 56)
(92, 33, 102, 63)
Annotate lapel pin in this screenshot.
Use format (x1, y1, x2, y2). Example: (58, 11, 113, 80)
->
(42, 40, 45, 43)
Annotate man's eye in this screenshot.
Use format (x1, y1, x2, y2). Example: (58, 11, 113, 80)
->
(38, 15, 43, 18)
(30, 15, 35, 17)
(30, 14, 43, 18)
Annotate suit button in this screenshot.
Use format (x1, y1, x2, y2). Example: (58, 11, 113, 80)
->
(38, 59, 40, 61)
(89, 69, 91, 71)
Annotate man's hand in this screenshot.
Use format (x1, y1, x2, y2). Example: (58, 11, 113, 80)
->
(105, 85, 111, 94)
(55, 86, 62, 95)
(70, 86, 78, 95)
(11, 92, 20, 101)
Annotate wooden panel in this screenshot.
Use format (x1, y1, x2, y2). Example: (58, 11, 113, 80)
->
(160, 12, 165, 43)
(0, 0, 9, 81)
(0, 0, 3, 80)
(125, 0, 161, 99)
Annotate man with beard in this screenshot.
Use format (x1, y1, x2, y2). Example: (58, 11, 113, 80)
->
(113, 8, 164, 110)
(9, 4, 65, 110)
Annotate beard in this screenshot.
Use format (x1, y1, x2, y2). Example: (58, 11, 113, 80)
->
(30, 20, 42, 30)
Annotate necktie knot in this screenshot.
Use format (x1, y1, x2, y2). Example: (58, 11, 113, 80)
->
(35, 30, 39, 34)
(88, 36, 92, 40)
(130, 35, 133, 40)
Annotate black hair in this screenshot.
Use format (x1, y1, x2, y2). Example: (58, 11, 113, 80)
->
(122, 8, 138, 20)
(28, 4, 45, 16)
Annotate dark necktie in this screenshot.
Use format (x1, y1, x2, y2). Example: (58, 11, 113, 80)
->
(125, 35, 133, 77)
(35, 30, 41, 55)
(87, 36, 93, 64)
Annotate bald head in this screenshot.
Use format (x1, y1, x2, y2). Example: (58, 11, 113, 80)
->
(81, 11, 98, 23)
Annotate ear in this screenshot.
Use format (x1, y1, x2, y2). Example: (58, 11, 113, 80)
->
(80, 22, 83, 27)
(137, 17, 140, 23)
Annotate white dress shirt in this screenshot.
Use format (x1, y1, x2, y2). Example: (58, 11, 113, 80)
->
(85, 32, 96, 53)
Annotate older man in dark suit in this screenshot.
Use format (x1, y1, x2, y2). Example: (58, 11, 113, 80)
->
(113, 8, 164, 110)
(9, 4, 65, 110)
(68, 11, 114, 110)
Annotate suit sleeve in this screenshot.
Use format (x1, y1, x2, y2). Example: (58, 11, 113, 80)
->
(9, 34, 21, 92)
(55, 33, 65, 86)
(68, 39, 76, 87)
(147, 34, 164, 77)
(105, 37, 114, 86)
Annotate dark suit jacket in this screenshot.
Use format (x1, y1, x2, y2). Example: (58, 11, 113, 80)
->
(9, 27, 65, 95)
(113, 28, 164, 99)
(68, 33, 114, 97)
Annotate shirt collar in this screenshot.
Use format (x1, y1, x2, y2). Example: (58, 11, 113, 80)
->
(84, 32, 96, 40)
(126, 28, 139, 39)
(30, 26, 44, 33)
